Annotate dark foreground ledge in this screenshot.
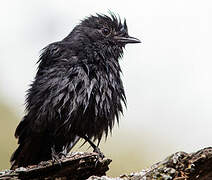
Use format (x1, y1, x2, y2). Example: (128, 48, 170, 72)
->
(0, 152, 111, 180)
(1, 147, 212, 180)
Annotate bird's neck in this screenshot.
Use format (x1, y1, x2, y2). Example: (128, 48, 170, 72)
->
(94, 42, 123, 60)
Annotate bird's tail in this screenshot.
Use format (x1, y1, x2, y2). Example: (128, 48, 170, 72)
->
(10, 136, 52, 170)
(10, 135, 81, 170)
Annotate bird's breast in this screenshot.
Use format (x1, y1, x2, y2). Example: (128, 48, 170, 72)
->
(69, 65, 125, 139)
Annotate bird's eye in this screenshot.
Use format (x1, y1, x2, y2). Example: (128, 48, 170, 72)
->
(101, 27, 111, 36)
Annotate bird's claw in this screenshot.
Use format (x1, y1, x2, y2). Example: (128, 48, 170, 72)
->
(51, 147, 67, 166)
(52, 153, 62, 165)
(93, 147, 105, 167)
(93, 147, 105, 159)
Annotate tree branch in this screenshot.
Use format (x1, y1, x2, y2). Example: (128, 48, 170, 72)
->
(0, 152, 111, 180)
(1, 147, 212, 180)
(88, 147, 212, 180)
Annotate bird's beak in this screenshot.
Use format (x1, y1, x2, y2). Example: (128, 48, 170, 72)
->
(114, 35, 141, 44)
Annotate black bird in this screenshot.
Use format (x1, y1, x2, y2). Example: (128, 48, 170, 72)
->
(10, 13, 140, 169)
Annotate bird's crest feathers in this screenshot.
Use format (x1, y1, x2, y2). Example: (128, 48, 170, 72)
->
(81, 12, 128, 33)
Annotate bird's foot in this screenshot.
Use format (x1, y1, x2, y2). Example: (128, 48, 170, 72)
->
(51, 153, 62, 165)
(93, 147, 105, 167)
(58, 152, 67, 159)
(93, 146, 105, 159)
(51, 147, 66, 165)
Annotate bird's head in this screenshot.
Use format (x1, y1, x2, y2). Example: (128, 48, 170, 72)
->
(78, 13, 141, 47)
(65, 13, 140, 57)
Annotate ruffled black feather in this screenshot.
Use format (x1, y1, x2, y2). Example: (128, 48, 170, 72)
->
(11, 12, 130, 169)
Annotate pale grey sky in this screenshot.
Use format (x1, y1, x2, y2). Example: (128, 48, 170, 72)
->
(1, 0, 212, 160)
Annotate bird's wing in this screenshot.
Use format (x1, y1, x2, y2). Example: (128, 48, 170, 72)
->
(15, 42, 78, 138)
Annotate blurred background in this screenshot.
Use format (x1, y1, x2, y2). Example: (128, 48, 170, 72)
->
(0, 0, 212, 176)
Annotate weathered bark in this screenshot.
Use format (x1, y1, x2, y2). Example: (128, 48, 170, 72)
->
(88, 147, 212, 180)
(0, 152, 111, 180)
(1, 147, 212, 180)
